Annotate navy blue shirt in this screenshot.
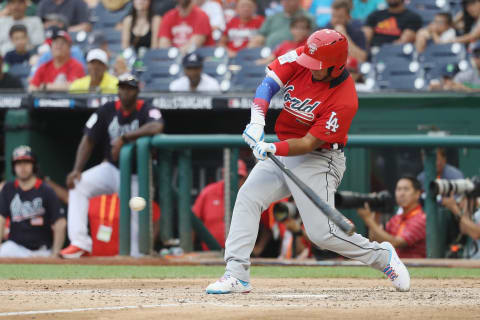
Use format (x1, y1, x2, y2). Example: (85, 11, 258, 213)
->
(4, 50, 32, 66)
(84, 99, 163, 166)
(0, 179, 64, 250)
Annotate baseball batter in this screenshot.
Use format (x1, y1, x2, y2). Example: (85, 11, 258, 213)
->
(206, 29, 410, 294)
(60, 74, 164, 258)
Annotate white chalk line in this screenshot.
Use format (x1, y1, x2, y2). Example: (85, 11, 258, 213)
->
(0, 302, 310, 317)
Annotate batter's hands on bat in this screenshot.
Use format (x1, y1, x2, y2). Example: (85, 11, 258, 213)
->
(66, 170, 82, 189)
(243, 123, 265, 149)
(253, 141, 276, 161)
(111, 137, 124, 162)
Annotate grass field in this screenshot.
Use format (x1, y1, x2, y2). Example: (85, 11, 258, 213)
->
(1, 264, 480, 280)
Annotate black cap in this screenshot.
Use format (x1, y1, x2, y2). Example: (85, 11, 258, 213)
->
(118, 73, 139, 89)
(182, 52, 203, 68)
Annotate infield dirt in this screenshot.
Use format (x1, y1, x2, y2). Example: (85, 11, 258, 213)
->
(0, 278, 479, 319)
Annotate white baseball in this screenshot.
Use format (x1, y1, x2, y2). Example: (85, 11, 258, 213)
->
(129, 196, 146, 211)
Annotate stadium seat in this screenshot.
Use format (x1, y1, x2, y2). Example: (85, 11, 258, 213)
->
(232, 47, 272, 64)
(376, 60, 425, 91)
(203, 61, 228, 81)
(142, 48, 180, 65)
(230, 64, 267, 91)
(91, 2, 132, 29)
(195, 47, 227, 61)
(102, 29, 123, 54)
(143, 77, 175, 92)
(419, 43, 466, 75)
(8, 63, 31, 88)
(371, 43, 415, 64)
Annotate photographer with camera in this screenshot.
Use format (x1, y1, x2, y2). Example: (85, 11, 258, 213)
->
(441, 194, 480, 259)
(417, 148, 464, 187)
(357, 176, 426, 258)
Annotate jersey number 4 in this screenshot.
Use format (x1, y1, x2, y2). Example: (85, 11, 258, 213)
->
(325, 112, 339, 132)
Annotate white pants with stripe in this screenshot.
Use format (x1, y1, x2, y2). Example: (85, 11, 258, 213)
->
(0, 240, 51, 257)
(225, 150, 391, 282)
(67, 161, 140, 256)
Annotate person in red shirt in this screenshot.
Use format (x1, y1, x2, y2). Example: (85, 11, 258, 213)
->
(192, 160, 248, 250)
(29, 27, 85, 92)
(157, 0, 214, 54)
(219, 0, 264, 57)
(357, 176, 426, 259)
(207, 29, 410, 295)
(256, 15, 311, 65)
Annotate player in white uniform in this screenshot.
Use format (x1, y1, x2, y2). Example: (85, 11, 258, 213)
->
(206, 30, 410, 293)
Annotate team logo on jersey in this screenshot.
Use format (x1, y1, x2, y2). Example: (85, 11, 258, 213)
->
(283, 85, 320, 121)
(325, 111, 339, 132)
(108, 117, 140, 142)
(9, 194, 45, 222)
(308, 43, 318, 55)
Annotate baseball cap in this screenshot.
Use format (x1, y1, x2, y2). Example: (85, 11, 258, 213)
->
(45, 25, 72, 45)
(118, 73, 139, 88)
(86, 48, 109, 66)
(12, 145, 35, 163)
(182, 52, 203, 68)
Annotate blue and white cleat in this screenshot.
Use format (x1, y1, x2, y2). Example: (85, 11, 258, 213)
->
(382, 242, 411, 292)
(206, 274, 252, 294)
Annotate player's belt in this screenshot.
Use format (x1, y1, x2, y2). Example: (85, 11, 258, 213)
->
(317, 143, 344, 152)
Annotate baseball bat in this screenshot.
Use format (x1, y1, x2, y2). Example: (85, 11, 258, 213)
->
(268, 154, 356, 236)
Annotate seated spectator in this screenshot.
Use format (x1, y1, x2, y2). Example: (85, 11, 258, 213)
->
(363, 0, 422, 47)
(308, 0, 333, 28)
(357, 176, 426, 258)
(192, 160, 248, 250)
(450, 41, 480, 92)
(428, 63, 460, 92)
(4, 24, 32, 66)
(29, 28, 85, 92)
(169, 52, 221, 92)
(249, 0, 316, 49)
(0, 0, 44, 55)
(326, 0, 367, 62)
(351, 0, 386, 22)
(121, 0, 155, 52)
(256, 15, 311, 64)
(417, 148, 464, 188)
(70, 48, 118, 94)
(37, 0, 91, 32)
(0, 55, 24, 90)
(0, 145, 66, 258)
(195, 0, 226, 40)
(219, 0, 264, 57)
(416, 12, 456, 53)
(441, 194, 480, 259)
(452, 0, 480, 46)
(151, 0, 176, 48)
(157, 0, 214, 54)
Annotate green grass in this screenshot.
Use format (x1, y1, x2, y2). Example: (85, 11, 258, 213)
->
(0, 264, 479, 280)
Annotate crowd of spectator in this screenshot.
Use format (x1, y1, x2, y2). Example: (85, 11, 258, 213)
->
(0, 0, 478, 93)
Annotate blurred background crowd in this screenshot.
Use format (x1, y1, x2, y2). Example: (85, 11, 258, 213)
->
(0, 0, 479, 93)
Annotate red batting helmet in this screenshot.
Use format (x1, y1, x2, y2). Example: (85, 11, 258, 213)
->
(296, 29, 348, 77)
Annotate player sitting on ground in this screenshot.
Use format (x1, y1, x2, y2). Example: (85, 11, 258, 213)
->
(0, 145, 66, 258)
(206, 29, 410, 294)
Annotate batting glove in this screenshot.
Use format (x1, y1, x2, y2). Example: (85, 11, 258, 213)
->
(243, 123, 264, 149)
(253, 141, 276, 161)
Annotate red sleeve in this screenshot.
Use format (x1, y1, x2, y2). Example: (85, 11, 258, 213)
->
(309, 104, 356, 143)
(267, 47, 302, 86)
(399, 214, 426, 246)
(193, 9, 212, 36)
(158, 10, 174, 39)
(30, 64, 46, 87)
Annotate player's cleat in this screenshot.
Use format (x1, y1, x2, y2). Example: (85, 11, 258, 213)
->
(381, 242, 410, 292)
(206, 274, 252, 294)
(60, 245, 90, 259)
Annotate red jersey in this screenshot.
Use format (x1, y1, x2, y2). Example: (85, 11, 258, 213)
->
(224, 15, 265, 52)
(385, 205, 426, 258)
(273, 39, 307, 58)
(158, 6, 214, 48)
(88, 194, 160, 256)
(267, 47, 358, 148)
(30, 58, 85, 87)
